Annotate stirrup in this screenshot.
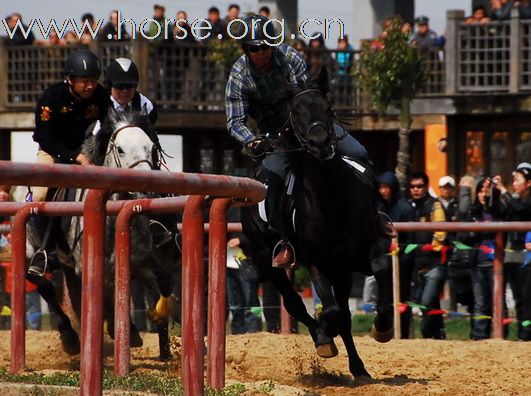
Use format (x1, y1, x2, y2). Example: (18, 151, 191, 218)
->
(28, 248, 48, 277)
(272, 240, 296, 269)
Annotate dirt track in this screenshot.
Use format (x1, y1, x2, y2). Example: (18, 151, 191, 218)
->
(0, 330, 530, 395)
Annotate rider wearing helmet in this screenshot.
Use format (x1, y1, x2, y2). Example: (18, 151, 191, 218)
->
(29, 49, 109, 277)
(33, 49, 109, 201)
(225, 15, 371, 267)
(105, 58, 158, 125)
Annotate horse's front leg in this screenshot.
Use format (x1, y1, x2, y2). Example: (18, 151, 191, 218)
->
(27, 273, 80, 355)
(333, 276, 372, 379)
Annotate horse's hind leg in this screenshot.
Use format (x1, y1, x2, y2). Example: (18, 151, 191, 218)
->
(27, 273, 80, 355)
(370, 243, 394, 343)
(333, 276, 371, 379)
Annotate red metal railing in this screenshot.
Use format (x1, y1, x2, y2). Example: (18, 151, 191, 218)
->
(0, 160, 266, 396)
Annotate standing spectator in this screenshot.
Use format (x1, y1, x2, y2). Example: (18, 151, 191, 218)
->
(517, 0, 531, 19)
(223, 4, 241, 39)
(226, 208, 262, 334)
(494, 162, 531, 340)
(145, 5, 171, 43)
(408, 171, 448, 339)
(491, 0, 515, 20)
(80, 13, 99, 45)
(410, 16, 444, 49)
(174, 10, 196, 44)
(376, 172, 416, 337)
(460, 177, 504, 339)
(307, 33, 336, 76)
(100, 10, 130, 41)
(200, 6, 224, 41)
(3, 13, 35, 45)
(258, 6, 271, 19)
(0, 185, 42, 330)
(438, 176, 458, 221)
(335, 35, 354, 75)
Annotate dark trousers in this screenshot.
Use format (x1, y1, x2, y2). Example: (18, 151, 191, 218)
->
(471, 263, 493, 339)
(226, 268, 261, 334)
(505, 262, 525, 340)
(416, 265, 447, 339)
(522, 264, 531, 341)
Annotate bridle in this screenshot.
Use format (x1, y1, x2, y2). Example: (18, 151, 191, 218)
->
(107, 124, 155, 169)
(286, 88, 347, 160)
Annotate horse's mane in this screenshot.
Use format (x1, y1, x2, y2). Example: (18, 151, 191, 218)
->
(82, 111, 159, 166)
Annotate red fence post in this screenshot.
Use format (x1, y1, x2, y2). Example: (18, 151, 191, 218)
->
(182, 195, 206, 396)
(207, 198, 232, 389)
(10, 204, 39, 373)
(493, 231, 505, 339)
(114, 201, 138, 377)
(80, 189, 107, 396)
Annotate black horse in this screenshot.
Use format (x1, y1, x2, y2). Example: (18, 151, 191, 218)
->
(25, 108, 182, 359)
(241, 68, 393, 379)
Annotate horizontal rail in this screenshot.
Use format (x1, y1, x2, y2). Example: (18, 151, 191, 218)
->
(0, 161, 266, 204)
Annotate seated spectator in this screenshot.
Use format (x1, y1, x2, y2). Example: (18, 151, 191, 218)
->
(174, 10, 196, 44)
(465, 5, 492, 24)
(410, 16, 444, 49)
(223, 4, 241, 38)
(200, 6, 223, 41)
(3, 13, 35, 45)
(491, 0, 515, 20)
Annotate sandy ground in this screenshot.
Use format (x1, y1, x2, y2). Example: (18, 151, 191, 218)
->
(0, 330, 530, 395)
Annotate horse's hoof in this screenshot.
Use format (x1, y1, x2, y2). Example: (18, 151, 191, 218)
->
(353, 374, 374, 385)
(371, 324, 394, 343)
(315, 341, 338, 358)
(60, 333, 80, 355)
(159, 352, 172, 361)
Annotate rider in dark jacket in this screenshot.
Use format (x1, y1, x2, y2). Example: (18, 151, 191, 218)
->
(225, 15, 371, 267)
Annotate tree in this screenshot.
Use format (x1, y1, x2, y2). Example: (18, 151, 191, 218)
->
(355, 17, 425, 190)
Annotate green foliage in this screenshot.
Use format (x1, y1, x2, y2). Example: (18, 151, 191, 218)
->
(206, 39, 243, 69)
(355, 17, 425, 113)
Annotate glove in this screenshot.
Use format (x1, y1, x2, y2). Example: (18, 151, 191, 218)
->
(243, 137, 269, 158)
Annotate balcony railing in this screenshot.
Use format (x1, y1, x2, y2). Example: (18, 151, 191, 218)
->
(1, 9, 531, 114)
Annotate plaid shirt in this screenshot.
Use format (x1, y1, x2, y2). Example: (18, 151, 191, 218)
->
(225, 43, 307, 144)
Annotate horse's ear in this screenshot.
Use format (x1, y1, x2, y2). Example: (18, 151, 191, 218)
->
(139, 103, 149, 117)
(107, 106, 120, 125)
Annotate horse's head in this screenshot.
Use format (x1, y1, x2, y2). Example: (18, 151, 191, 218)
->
(288, 68, 338, 161)
(83, 105, 157, 170)
(104, 106, 156, 170)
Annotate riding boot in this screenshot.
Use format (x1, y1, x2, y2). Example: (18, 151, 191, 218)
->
(266, 173, 295, 268)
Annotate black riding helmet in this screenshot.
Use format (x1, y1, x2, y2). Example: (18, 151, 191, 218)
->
(64, 49, 101, 78)
(237, 15, 276, 49)
(106, 58, 139, 87)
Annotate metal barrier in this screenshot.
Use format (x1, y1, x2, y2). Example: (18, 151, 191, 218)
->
(0, 160, 265, 396)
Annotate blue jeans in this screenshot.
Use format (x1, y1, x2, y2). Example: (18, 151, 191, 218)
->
(470, 263, 493, 339)
(26, 291, 41, 330)
(416, 265, 447, 339)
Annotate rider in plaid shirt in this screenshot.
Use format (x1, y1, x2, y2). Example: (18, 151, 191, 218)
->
(225, 16, 372, 267)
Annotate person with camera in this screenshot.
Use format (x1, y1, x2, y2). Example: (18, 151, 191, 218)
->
(493, 163, 531, 341)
